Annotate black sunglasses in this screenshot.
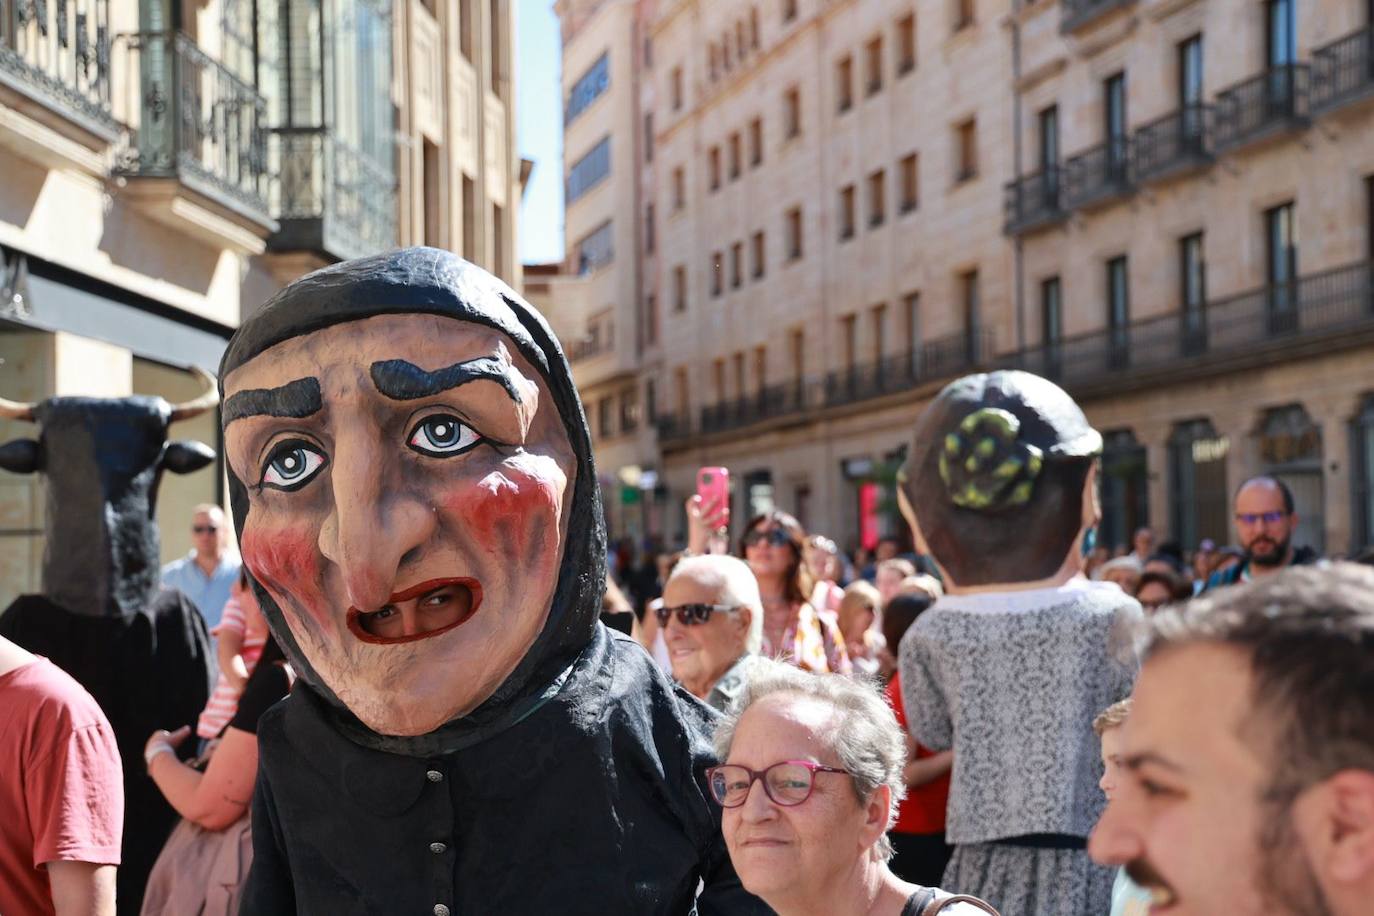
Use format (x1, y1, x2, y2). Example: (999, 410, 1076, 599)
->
(192, 525, 220, 534)
(742, 528, 791, 548)
(654, 603, 740, 627)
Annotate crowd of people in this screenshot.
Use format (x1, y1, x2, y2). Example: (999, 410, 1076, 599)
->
(14, 461, 1363, 915)
(589, 372, 1374, 916)
(0, 256, 1368, 916)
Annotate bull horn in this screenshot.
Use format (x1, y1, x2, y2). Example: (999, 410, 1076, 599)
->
(169, 366, 219, 423)
(0, 396, 35, 421)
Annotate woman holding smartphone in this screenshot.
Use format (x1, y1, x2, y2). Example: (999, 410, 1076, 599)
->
(738, 510, 850, 674)
(685, 469, 849, 675)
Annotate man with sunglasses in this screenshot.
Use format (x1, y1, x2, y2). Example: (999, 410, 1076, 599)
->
(160, 504, 241, 630)
(1203, 477, 1317, 592)
(661, 555, 763, 711)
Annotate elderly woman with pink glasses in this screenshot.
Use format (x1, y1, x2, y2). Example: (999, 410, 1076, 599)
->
(708, 658, 999, 916)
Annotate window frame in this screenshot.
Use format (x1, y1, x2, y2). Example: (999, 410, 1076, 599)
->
(898, 153, 918, 213)
(784, 86, 802, 139)
(867, 168, 886, 227)
(839, 185, 856, 240)
(566, 52, 610, 126)
(896, 12, 916, 75)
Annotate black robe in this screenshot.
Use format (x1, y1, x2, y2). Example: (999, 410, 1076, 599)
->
(222, 250, 772, 914)
(0, 590, 213, 916)
(241, 625, 770, 915)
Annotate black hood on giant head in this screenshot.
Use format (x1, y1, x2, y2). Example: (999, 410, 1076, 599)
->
(219, 247, 606, 755)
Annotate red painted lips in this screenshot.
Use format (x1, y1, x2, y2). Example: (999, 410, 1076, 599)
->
(346, 577, 483, 645)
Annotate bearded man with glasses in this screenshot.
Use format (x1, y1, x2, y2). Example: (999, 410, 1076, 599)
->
(660, 555, 763, 711)
(1203, 476, 1318, 592)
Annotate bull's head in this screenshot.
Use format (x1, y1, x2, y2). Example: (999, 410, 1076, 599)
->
(0, 369, 219, 618)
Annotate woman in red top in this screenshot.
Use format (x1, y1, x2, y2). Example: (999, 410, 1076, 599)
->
(883, 592, 953, 887)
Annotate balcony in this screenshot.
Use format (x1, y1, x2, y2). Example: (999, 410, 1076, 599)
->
(269, 128, 397, 263)
(1062, 138, 1132, 211)
(0, 0, 118, 145)
(701, 381, 808, 435)
(659, 332, 993, 449)
(1004, 167, 1067, 236)
(823, 331, 993, 410)
(1003, 259, 1374, 395)
(655, 411, 691, 443)
(1132, 104, 1212, 185)
(569, 331, 614, 363)
(1312, 27, 1374, 115)
(1213, 63, 1310, 154)
(1060, 0, 1135, 34)
(113, 31, 275, 251)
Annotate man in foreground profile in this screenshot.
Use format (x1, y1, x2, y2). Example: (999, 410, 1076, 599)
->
(1090, 563, 1374, 915)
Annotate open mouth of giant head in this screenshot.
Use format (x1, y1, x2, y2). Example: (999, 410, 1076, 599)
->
(346, 577, 483, 645)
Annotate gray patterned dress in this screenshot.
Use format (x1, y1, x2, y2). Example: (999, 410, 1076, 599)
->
(898, 580, 1141, 916)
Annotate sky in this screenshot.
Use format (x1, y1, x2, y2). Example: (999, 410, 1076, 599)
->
(517, 0, 565, 265)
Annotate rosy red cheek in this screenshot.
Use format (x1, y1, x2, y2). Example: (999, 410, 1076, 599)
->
(241, 524, 332, 634)
(438, 463, 565, 564)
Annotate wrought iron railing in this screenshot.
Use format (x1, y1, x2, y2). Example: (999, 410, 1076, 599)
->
(655, 412, 690, 441)
(1002, 260, 1374, 391)
(701, 381, 809, 434)
(660, 333, 992, 443)
(270, 126, 397, 261)
(1060, 0, 1135, 33)
(662, 264, 1374, 445)
(1062, 137, 1132, 209)
(569, 331, 614, 362)
(1213, 63, 1310, 151)
(1312, 27, 1374, 113)
(1132, 103, 1211, 183)
(113, 31, 270, 218)
(1003, 167, 1066, 235)
(0, 0, 115, 136)
(823, 331, 993, 409)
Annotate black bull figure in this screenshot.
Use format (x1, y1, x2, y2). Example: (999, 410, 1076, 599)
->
(0, 371, 219, 916)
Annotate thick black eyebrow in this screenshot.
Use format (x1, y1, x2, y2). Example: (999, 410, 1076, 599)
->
(223, 377, 323, 423)
(369, 357, 523, 404)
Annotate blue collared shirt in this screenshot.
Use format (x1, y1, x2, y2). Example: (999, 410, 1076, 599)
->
(161, 550, 242, 631)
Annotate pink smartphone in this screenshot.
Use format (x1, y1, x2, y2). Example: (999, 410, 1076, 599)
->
(696, 466, 730, 529)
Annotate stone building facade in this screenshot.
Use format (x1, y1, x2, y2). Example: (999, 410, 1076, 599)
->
(552, 0, 664, 543)
(0, 0, 522, 610)
(1008, 0, 1374, 556)
(555, 0, 1374, 559)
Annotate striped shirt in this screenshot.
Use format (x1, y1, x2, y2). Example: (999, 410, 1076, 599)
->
(196, 591, 267, 739)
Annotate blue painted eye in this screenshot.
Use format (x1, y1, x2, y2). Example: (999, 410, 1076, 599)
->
(408, 415, 481, 457)
(261, 441, 327, 491)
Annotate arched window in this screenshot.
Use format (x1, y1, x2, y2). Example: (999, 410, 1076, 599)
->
(1350, 395, 1374, 550)
(1099, 429, 1148, 552)
(1257, 404, 1324, 553)
(1169, 419, 1229, 549)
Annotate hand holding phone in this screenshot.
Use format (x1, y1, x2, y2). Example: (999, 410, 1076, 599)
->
(696, 467, 730, 530)
(686, 467, 730, 554)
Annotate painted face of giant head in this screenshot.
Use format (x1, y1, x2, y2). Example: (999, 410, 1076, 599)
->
(223, 310, 577, 737)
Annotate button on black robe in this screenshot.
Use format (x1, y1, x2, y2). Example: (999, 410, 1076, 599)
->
(240, 626, 771, 915)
